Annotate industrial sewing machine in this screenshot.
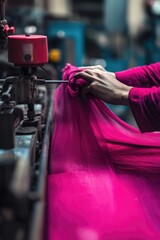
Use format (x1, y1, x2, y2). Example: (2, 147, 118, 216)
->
(0, 1, 63, 240)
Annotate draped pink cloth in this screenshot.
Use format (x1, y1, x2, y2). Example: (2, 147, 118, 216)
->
(46, 64, 160, 240)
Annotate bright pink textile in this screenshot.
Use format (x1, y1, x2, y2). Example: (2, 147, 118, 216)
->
(115, 62, 160, 132)
(46, 64, 160, 240)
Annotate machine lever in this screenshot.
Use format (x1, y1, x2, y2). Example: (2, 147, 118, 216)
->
(2, 84, 13, 102)
(44, 80, 68, 84)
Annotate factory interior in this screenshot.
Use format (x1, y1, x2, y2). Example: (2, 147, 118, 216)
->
(1, 0, 160, 240)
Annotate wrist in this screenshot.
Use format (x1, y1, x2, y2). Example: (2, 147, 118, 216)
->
(121, 86, 132, 106)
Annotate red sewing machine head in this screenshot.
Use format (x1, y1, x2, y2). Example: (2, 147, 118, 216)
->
(8, 34, 48, 67)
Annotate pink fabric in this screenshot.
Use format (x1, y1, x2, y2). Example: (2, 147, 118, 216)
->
(115, 62, 160, 132)
(46, 64, 160, 240)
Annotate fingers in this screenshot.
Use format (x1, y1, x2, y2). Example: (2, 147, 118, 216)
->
(74, 71, 96, 84)
(81, 85, 91, 100)
(79, 65, 105, 71)
(74, 68, 103, 84)
(74, 67, 106, 101)
(81, 82, 97, 100)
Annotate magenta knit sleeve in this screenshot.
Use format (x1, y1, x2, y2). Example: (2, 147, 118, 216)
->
(115, 62, 160, 132)
(115, 62, 160, 87)
(129, 87, 160, 132)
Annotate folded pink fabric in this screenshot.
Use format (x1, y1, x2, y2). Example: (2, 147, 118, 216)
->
(46, 64, 160, 240)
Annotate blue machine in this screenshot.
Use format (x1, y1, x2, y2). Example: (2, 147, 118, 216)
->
(46, 20, 85, 67)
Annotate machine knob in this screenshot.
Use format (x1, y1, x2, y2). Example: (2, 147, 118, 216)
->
(4, 25, 15, 35)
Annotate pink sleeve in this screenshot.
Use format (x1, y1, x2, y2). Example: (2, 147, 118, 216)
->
(128, 87, 160, 132)
(115, 62, 160, 87)
(116, 62, 160, 132)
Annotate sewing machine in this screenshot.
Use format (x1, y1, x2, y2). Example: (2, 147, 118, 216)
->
(0, 1, 62, 240)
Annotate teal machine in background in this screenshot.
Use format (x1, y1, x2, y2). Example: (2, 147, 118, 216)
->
(46, 20, 85, 72)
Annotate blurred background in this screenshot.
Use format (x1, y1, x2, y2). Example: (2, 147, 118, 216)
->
(4, 0, 160, 124)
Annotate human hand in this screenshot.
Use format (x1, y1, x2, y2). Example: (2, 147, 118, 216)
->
(79, 65, 106, 72)
(79, 64, 116, 78)
(74, 68, 132, 105)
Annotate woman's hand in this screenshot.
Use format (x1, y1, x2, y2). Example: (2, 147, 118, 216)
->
(74, 68, 132, 105)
